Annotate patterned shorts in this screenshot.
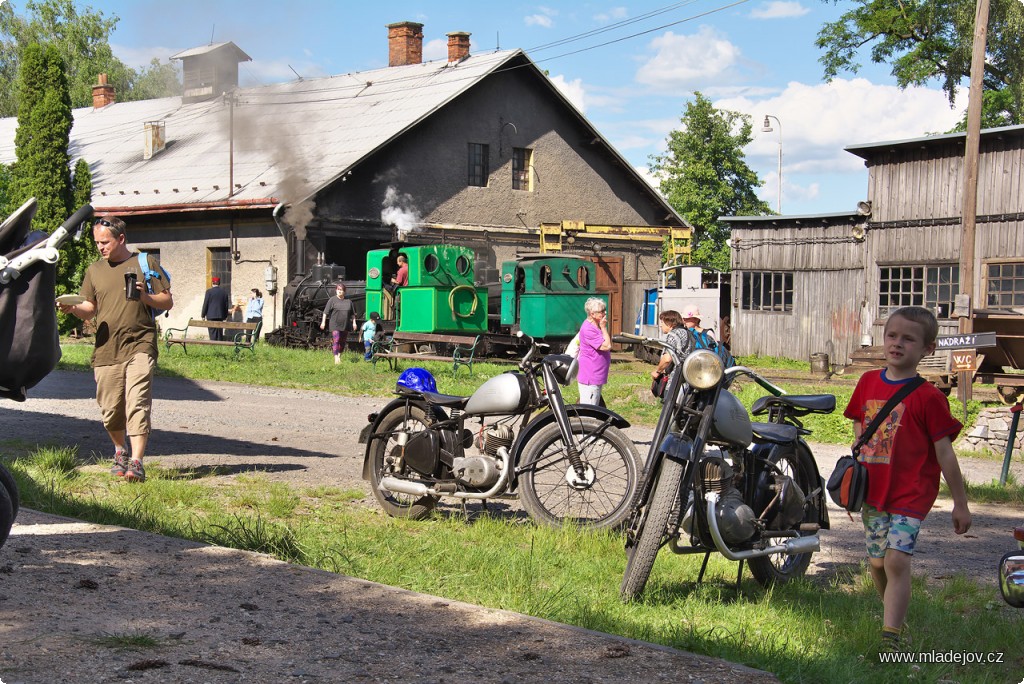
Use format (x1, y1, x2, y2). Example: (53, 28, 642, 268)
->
(862, 504, 923, 558)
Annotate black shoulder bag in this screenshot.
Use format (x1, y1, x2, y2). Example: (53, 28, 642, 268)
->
(827, 376, 926, 513)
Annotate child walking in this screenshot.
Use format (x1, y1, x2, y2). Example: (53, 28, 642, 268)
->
(843, 306, 971, 651)
(362, 312, 380, 361)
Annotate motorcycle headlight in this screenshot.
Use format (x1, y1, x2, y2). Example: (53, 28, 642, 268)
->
(682, 350, 723, 389)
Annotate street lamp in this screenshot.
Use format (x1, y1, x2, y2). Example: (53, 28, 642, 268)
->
(761, 114, 782, 213)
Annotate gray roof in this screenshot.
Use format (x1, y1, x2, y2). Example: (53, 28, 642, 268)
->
(0, 48, 684, 225)
(170, 41, 251, 62)
(845, 123, 1024, 160)
(0, 50, 522, 213)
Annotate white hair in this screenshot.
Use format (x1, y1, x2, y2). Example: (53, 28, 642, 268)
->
(584, 297, 606, 315)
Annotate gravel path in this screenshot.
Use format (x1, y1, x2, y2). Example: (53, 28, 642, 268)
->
(2, 370, 1023, 682)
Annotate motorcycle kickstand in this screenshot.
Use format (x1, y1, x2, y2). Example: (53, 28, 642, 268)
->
(697, 552, 711, 583)
(734, 560, 744, 591)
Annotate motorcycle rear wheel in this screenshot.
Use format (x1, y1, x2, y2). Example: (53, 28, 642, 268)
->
(0, 476, 13, 550)
(367, 405, 439, 520)
(518, 416, 640, 530)
(0, 463, 18, 521)
(748, 444, 818, 587)
(620, 457, 684, 602)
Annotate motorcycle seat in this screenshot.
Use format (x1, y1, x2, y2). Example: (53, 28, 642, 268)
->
(420, 391, 471, 409)
(751, 394, 836, 416)
(751, 421, 799, 444)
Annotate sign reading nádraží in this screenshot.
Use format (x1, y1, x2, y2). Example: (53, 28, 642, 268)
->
(936, 332, 998, 350)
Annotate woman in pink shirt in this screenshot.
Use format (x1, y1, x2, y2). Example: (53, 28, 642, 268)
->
(576, 297, 611, 405)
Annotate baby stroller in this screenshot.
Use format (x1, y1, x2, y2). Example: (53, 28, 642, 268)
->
(0, 198, 94, 547)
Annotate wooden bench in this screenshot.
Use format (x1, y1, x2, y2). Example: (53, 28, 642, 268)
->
(164, 318, 263, 356)
(372, 333, 481, 375)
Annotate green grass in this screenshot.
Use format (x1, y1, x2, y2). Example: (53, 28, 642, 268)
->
(4, 444, 1021, 684)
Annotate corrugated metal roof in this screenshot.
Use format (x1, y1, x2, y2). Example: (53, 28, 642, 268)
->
(0, 50, 523, 213)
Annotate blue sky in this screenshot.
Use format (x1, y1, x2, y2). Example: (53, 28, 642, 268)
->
(78, 0, 965, 216)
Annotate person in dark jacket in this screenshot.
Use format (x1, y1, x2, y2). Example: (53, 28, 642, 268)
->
(201, 277, 230, 340)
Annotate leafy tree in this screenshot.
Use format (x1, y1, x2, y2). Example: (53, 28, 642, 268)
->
(816, 0, 1024, 125)
(66, 157, 96, 291)
(650, 93, 772, 271)
(6, 42, 92, 332)
(0, 0, 180, 117)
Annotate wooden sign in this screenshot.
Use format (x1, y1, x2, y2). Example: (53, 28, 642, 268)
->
(936, 332, 997, 350)
(949, 349, 978, 372)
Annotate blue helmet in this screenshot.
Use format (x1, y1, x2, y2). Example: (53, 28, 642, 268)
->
(397, 367, 438, 393)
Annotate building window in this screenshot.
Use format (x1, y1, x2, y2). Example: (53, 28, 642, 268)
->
(468, 143, 489, 187)
(512, 147, 533, 190)
(878, 264, 958, 318)
(986, 262, 1024, 308)
(210, 247, 232, 293)
(741, 271, 793, 312)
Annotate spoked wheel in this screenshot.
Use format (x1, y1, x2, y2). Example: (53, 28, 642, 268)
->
(748, 444, 819, 587)
(518, 416, 641, 530)
(367, 405, 439, 520)
(620, 457, 683, 601)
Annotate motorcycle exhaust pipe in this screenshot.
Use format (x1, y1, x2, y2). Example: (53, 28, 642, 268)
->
(378, 447, 513, 500)
(379, 476, 431, 497)
(704, 492, 820, 562)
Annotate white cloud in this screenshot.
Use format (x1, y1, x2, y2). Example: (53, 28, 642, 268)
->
(635, 27, 743, 89)
(749, 1, 810, 19)
(634, 165, 665, 196)
(549, 74, 586, 112)
(423, 38, 447, 62)
(595, 7, 629, 23)
(525, 7, 558, 28)
(719, 78, 964, 175)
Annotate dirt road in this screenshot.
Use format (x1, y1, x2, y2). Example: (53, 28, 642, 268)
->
(5, 370, 1022, 589)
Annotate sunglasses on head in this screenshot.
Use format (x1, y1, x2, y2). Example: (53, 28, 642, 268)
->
(96, 218, 114, 228)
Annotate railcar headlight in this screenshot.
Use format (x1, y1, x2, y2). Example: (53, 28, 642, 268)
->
(682, 350, 723, 389)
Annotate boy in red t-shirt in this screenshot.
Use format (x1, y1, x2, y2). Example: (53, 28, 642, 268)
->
(843, 306, 971, 651)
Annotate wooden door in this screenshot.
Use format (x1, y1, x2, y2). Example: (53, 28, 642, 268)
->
(591, 256, 623, 338)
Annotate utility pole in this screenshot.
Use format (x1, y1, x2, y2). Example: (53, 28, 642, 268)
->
(957, 0, 990, 403)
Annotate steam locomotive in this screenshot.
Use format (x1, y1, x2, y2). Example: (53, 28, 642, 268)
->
(265, 243, 605, 355)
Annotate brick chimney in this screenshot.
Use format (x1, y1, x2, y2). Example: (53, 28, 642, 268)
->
(387, 21, 424, 67)
(447, 32, 471, 62)
(92, 73, 116, 109)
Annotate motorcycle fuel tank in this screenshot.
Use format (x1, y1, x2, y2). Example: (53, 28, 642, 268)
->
(711, 390, 752, 447)
(464, 373, 530, 416)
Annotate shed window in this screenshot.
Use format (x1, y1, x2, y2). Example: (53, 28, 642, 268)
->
(878, 264, 958, 318)
(468, 143, 489, 187)
(210, 247, 233, 293)
(512, 148, 533, 191)
(741, 271, 793, 312)
(985, 262, 1024, 308)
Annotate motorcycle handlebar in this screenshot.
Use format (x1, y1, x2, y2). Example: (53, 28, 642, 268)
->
(612, 333, 665, 348)
(724, 365, 787, 396)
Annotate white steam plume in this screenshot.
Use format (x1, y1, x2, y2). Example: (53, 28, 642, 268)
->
(381, 185, 421, 241)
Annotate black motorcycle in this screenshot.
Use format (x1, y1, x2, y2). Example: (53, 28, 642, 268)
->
(358, 333, 641, 529)
(614, 333, 835, 600)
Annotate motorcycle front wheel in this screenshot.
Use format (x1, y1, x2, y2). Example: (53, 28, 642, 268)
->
(748, 443, 818, 587)
(620, 457, 683, 601)
(518, 416, 640, 530)
(367, 405, 439, 520)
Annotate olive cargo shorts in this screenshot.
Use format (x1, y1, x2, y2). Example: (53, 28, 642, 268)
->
(94, 353, 156, 436)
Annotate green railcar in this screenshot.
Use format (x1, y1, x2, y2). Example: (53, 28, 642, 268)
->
(365, 244, 487, 334)
(500, 256, 606, 339)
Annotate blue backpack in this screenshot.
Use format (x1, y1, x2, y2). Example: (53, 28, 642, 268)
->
(138, 252, 171, 318)
(691, 327, 736, 369)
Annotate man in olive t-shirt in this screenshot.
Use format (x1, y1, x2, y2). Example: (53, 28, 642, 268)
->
(57, 216, 173, 483)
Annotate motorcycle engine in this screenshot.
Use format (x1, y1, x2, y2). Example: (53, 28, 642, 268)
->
(452, 456, 502, 488)
(699, 455, 757, 545)
(476, 424, 515, 457)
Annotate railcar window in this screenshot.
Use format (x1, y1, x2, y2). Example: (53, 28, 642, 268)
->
(424, 254, 439, 274)
(576, 266, 589, 288)
(512, 148, 533, 191)
(878, 264, 958, 318)
(456, 255, 472, 277)
(468, 143, 489, 187)
(540, 265, 552, 289)
(740, 270, 793, 312)
(986, 262, 1024, 308)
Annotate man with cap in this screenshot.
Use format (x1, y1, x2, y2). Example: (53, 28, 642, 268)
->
(201, 276, 231, 340)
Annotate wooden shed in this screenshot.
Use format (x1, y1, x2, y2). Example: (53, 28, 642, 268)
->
(724, 124, 1024, 372)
